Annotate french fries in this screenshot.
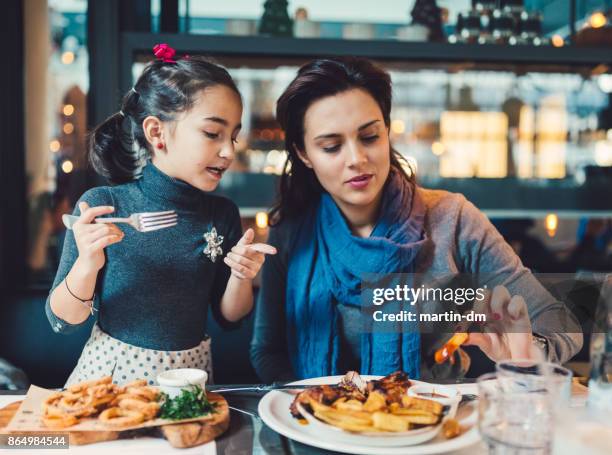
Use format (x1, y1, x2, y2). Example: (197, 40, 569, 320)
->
(362, 391, 386, 412)
(335, 399, 365, 412)
(303, 386, 445, 434)
(401, 396, 444, 415)
(372, 412, 410, 432)
(442, 418, 462, 439)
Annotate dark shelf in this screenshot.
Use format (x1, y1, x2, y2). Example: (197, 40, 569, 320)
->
(118, 32, 612, 216)
(121, 32, 612, 73)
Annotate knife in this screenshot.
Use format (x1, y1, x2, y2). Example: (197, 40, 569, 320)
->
(207, 383, 314, 394)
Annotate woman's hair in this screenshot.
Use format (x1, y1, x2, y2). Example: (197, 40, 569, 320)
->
(89, 56, 241, 184)
(271, 57, 415, 224)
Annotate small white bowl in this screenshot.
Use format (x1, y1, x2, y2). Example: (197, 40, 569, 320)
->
(156, 368, 208, 399)
(407, 384, 462, 417)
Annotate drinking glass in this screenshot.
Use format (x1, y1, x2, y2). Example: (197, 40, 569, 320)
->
(496, 359, 573, 405)
(477, 372, 551, 454)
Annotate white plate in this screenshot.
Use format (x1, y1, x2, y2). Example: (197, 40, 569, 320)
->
(258, 375, 481, 455)
(296, 401, 442, 447)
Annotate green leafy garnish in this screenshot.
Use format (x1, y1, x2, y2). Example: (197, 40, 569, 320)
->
(159, 384, 217, 420)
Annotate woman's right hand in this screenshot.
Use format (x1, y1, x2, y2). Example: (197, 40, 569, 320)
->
(73, 202, 124, 273)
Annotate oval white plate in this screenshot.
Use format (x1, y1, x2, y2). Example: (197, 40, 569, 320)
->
(258, 375, 481, 455)
(296, 402, 441, 447)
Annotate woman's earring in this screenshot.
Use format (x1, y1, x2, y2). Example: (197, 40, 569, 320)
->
(156, 142, 164, 149)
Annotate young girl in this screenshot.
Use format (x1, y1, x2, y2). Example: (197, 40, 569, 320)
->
(46, 45, 276, 386)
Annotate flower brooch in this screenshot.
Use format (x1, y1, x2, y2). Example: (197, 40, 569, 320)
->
(203, 227, 224, 262)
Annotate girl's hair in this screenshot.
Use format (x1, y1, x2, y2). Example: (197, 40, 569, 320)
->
(89, 56, 241, 184)
(271, 57, 415, 225)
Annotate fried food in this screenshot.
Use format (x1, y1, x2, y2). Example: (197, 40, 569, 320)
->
(314, 410, 377, 432)
(372, 411, 410, 432)
(442, 418, 462, 439)
(40, 377, 161, 429)
(67, 376, 112, 393)
(434, 332, 469, 364)
(41, 413, 79, 429)
(401, 396, 445, 415)
(362, 391, 386, 412)
(98, 407, 145, 428)
(291, 371, 445, 434)
(290, 371, 411, 419)
(118, 398, 161, 420)
(334, 398, 364, 412)
(125, 385, 159, 402)
(366, 371, 412, 404)
(123, 379, 148, 389)
(111, 392, 148, 406)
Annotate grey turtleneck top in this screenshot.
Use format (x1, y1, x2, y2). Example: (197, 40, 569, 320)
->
(45, 163, 242, 350)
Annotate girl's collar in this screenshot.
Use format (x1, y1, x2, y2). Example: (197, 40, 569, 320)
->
(138, 163, 202, 209)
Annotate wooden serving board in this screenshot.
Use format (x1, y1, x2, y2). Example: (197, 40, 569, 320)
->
(0, 393, 229, 448)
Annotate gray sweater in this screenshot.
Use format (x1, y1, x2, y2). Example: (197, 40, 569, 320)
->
(45, 163, 242, 350)
(250, 188, 583, 382)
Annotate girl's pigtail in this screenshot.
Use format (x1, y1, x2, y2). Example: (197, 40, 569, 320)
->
(88, 111, 140, 185)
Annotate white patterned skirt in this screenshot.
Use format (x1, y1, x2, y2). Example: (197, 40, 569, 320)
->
(64, 323, 213, 387)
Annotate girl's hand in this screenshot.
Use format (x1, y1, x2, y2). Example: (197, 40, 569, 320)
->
(73, 202, 124, 273)
(463, 285, 544, 362)
(224, 228, 277, 280)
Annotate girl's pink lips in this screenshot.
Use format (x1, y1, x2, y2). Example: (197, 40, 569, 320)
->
(345, 173, 373, 189)
(205, 166, 227, 180)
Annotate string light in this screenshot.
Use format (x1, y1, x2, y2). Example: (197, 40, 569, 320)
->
(49, 140, 60, 152)
(63, 123, 74, 134)
(551, 35, 564, 47)
(255, 212, 269, 229)
(61, 51, 75, 64)
(61, 160, 74, 174)
(431, 141, 445, 156)
(589, 12, 607, 28)
(391, 119, 405, 134)
(63, 104, 74, 116)
(545, 213, 558, 237)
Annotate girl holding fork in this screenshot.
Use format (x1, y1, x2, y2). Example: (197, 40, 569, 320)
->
(46, 44, 276, 386)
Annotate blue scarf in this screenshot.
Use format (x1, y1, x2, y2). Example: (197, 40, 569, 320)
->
(286, 170, 427, 379)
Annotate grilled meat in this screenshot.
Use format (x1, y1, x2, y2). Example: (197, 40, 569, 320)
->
(367, 371, 412, 404)
(290, 371, 412, 418)
(290, 384, 342, 418)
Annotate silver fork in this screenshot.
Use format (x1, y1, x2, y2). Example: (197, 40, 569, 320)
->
(62, 210, 178, 233)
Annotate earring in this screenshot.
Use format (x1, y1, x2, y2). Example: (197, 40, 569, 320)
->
(156, 142, 164, 149)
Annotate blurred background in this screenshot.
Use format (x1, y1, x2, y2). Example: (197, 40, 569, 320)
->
(0, 0, 611, 389)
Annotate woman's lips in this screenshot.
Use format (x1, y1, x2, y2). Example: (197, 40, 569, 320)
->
(345, 174, 373, 189)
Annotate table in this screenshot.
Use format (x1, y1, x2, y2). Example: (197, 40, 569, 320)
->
(0, 382, 589, 454)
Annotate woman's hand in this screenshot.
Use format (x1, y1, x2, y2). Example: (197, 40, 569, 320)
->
(73, 202, 124, 273)
(464, 285, 544, 362)
(224, 228, 277, 280)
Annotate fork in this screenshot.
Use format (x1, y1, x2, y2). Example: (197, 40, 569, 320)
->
(62, 210, 178, 233)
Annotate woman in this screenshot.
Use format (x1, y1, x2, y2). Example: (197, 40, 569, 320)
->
(250, 57, 582, 382)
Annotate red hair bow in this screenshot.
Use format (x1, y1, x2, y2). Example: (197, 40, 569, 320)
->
(153, 43, 176, 63)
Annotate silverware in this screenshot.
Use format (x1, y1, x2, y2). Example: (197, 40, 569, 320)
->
(62, 211, 178, 233)
(207, 383, 312, 394)
(459, 393, 477, 406)
(228, 406, 259, 418)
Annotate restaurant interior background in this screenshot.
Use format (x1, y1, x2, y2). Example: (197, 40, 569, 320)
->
(0, 0, 611, 390)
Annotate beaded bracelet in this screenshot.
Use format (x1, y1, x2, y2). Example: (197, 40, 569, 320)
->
(64, 277, 97, 316)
